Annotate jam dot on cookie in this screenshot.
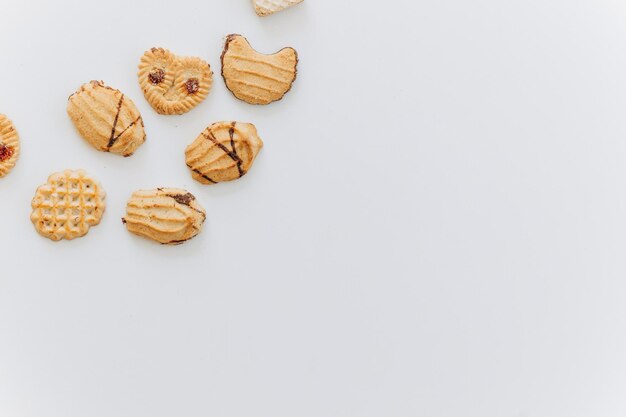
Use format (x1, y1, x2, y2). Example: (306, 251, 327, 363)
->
(148, 68, 165, 85)
(0, 144, 13, 162)
(185, 78, 200, 95)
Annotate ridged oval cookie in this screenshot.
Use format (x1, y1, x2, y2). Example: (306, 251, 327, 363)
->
(67, 81, 146, 157)
(138, 47, 213, 115)
(253, 0, 303, 16)
(221, 34, 298, 105)
(185, 122, 263, 185)
(30, 169, 106, 241)
(0, 114, 20, 177)
(123, 188, 206, 245)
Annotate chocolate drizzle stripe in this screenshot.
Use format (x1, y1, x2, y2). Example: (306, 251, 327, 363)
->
(166, 193, 195, 206)
(201, 129, 243, 166)
(192, 168, 217, 184)
(229, 122, 244, 177)
(113, 115, 142, 142)
(163, 192, 206, 217)
(107, 94, 125, 149)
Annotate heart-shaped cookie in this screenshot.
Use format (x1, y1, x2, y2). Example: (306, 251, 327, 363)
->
(138, 47, 213, 115)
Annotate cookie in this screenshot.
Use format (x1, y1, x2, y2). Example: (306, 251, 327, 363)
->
(0, 114, 20, 178)
(221, 34, 298, 105)
(30, 169, 106, 241)
(122, 188, 206, 245)
(138, 47, 213, 115)
(67, 81, 146, 157)
(253, 0, 303, 16)
(185, 122, 263, 185)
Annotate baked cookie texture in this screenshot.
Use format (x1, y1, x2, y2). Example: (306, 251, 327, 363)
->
(221, 34, 298, 105)
(138, 47, 213, 115)
(0, 114, 20, 177)
(30, 169, 106, 241)
(67, 81, 146, 157)
(253, 0, 303, 16)
(185, 122, 263, 185)
(123, 188, 206, 245)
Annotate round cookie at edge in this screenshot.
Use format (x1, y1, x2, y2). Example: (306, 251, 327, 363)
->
(0, 114, 20, 177)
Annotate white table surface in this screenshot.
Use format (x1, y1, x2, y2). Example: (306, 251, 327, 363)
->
(1, 0, 626, 416)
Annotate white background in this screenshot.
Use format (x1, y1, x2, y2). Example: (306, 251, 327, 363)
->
(1, 0, 625, 416)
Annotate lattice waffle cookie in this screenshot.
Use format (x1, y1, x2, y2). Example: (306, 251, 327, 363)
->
(0, 114, 20, 178)
(30, 170, 106, 241)
(253, 0, 303, 16)
(138, 47, 213, 115)
(221, 34, 298, 105)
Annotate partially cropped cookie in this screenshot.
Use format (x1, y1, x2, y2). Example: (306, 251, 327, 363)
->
(67, 81, 146, 157)
(185, 122, 263, 185)
(0, 114, 20, 177)
(221, 34, 298, 105)
(138, 47, 213, 115)
(30, 169, 106, 241)
(123, 188, 206, 245)
(253, 0, 303, 16)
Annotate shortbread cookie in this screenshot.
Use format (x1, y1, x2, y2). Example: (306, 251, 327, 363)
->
(30, 169, 106, 241)
(221, 34, 298, 105)
(0, 114, 20, 177)
(254, 0, 303, 16)
(122, 188, 206, 245)
(138, 47, 213, 115)
(67, 81, 146, 157)
(185, 122, 263, 185)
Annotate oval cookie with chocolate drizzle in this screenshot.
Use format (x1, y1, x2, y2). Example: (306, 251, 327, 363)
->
(138, 47, 213, 115)
(221, 34, 298, 105)
(67, 81, 146, 157)
(122, 188, 206, 245)
(0, 114, 20, 177)
(185, 122, 264, 185)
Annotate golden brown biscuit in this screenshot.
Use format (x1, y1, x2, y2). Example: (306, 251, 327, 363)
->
(0, 114, 20, 177)
(122, 188, 206, 245)
(185, 122, 263, 185)
(67, 81, 146, 157)
(30, 169, 106, 241)
(221, 34, 298, 105)
(253, 0, 303, 16)
(138, 47, 213, 115)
